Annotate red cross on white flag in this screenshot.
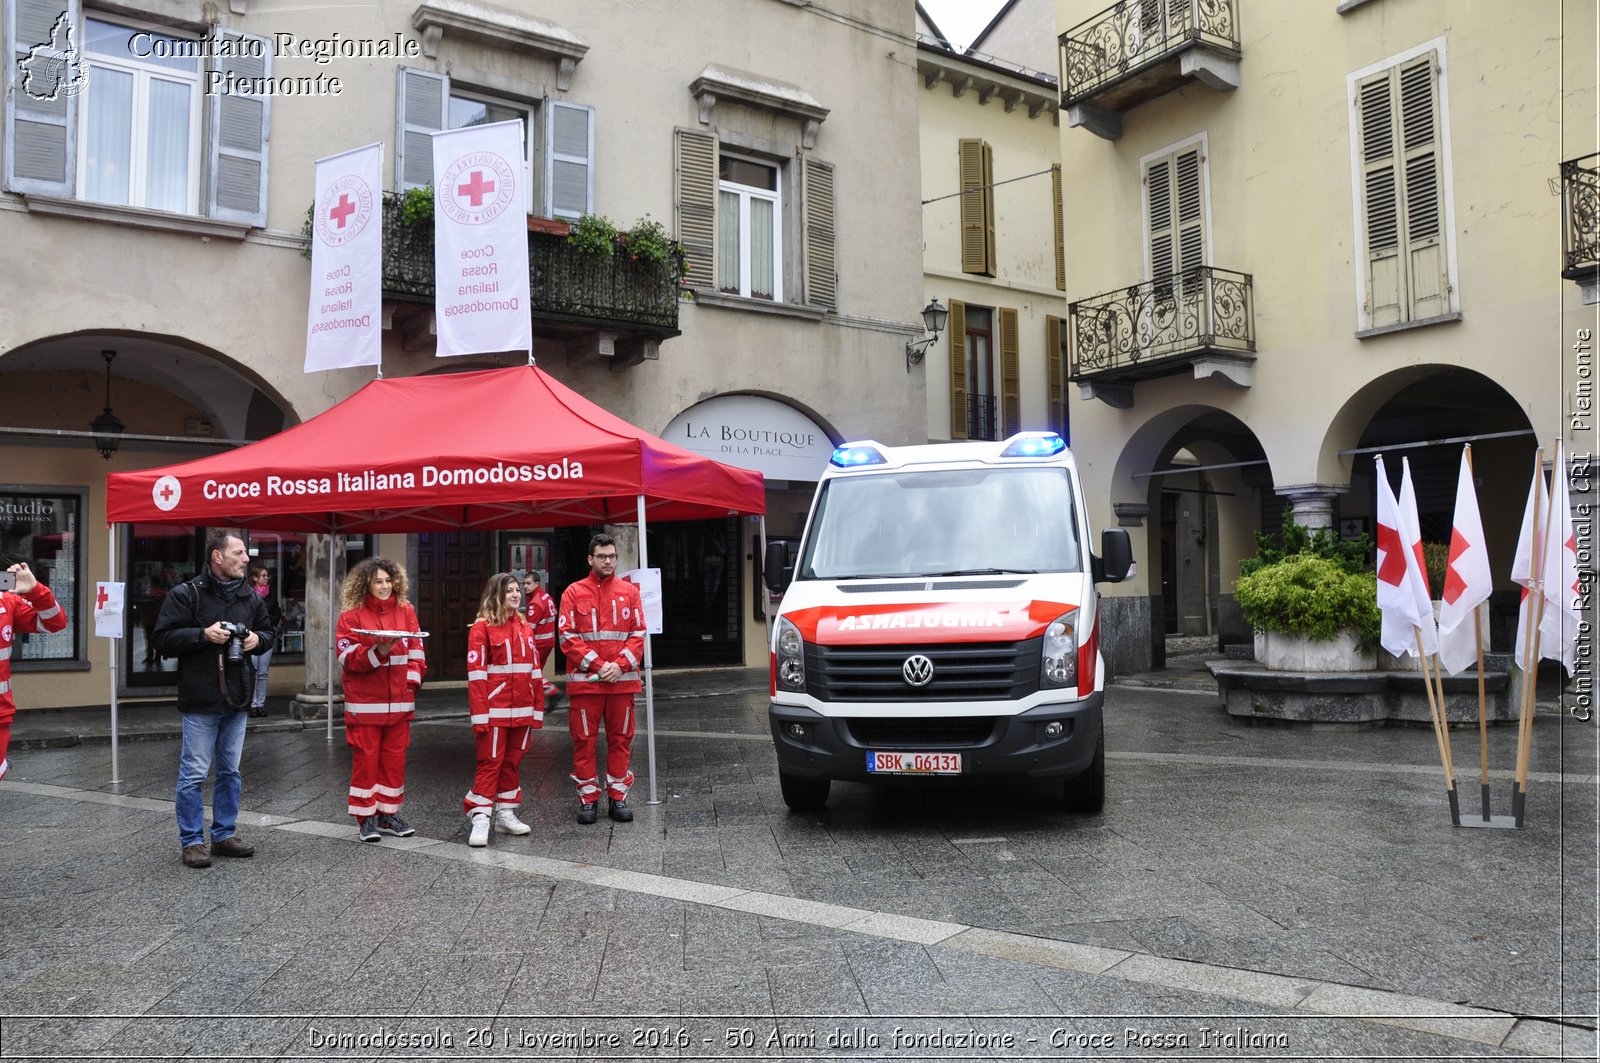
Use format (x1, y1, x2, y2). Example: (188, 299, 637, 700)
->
(1510, 453, 1550, 673)
(1374, 455, 1432, 658)
(1436, 446, 1494, 675)
(93, 581, 125, 639)
(1540, 443, 1583, 674)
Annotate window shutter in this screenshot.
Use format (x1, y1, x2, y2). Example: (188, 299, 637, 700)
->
(959, 139, 990, 275)
(999, 307, 1020, 436)
(206, 30, 271, 224)
(1146, 155, 1175, 288)
(1052, 164, 1066, 291)
(4, 0, 80, 196)
(982, 140, 996, 276)
(1357, 68, 1404, 327)
(546, 100, 593, 220)
(802, 155, 836, 309)
(947, 299, 968, 439)
(1174, 147, 1204, 286)
(1399, 54, 1448, 319)
(674, 127, 716, 288)
(1045, 314, 1065, 436)
(396, 67, 447, 192)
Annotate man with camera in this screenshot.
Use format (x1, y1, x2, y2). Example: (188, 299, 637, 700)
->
(0, 561, 69, 781)
(153, 530, 274, 869)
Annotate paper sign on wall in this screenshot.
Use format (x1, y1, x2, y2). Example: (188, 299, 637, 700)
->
(93, 582, 125, 639)
(621, 568, 663, 635)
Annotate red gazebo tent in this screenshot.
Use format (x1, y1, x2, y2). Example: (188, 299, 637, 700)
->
(104, 365, 767, 791)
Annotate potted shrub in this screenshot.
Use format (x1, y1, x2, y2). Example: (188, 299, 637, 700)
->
(1234, 511, 1380, 671)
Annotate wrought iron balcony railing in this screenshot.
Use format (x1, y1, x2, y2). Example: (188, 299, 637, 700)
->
(1068, 266, 1253, 381)
(1058, 0, 1241, 111)
(967, 393, 1000, 441)
(1561, 153, 1600, 286)
(380, 196, 681, 336)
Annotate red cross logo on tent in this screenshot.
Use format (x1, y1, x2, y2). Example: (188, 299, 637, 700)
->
(152, 475, 182, 512)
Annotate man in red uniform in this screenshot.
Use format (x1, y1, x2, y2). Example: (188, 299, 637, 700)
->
(0, 562, 69, 779)
(558, 533, 646, 824)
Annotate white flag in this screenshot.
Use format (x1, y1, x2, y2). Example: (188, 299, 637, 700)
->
(1437, 447, 1494, 674)
(1540, 444, 1582, 673)
(1397, 457, 1438, 656)
(93, 581, 125, 639)
(1510, 456, 1549, 672)
(1375, 456, 1425, 657)
(305, 142, 384, 372)
(432, 120, 533, 357)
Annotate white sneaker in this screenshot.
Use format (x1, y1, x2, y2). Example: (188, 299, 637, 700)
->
(493, 808, 531, 835)
(468, 814, 490, 847)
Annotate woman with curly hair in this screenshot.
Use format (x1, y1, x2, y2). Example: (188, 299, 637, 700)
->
(336, 557, 427, 843)
(463, 572, 552, 847)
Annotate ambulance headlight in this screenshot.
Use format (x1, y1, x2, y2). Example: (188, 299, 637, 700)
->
(1041, 612, 1077, 688)
(776, 617, 806, 691)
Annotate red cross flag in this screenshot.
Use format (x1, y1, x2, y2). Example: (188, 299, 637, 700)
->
(1375, 455, 1428, 658)
(93, 581, 125, 639)
(1436, 446, 1494, 674)
(431, 120, 533, 358)
(1397, 457, 1439, 656)
(305, 142, 383, 372)
(1510, 456, 1550, 672)
(1540, 443, 1583, 674)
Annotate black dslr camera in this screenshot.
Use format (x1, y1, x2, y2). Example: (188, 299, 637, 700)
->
(220, 622, 250, 665)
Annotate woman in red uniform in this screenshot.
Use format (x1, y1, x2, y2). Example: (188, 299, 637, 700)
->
(463, 573, 553, 846)
(336, 557, 427, 843)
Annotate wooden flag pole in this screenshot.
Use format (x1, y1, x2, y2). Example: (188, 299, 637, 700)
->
(1426, 645, 1455, 782)
(1513, 447, 1547, 826)
(1415, 628, 1458, 824)
(1473, 603, 1490, 820)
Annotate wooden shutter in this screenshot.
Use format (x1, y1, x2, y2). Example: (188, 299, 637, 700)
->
(999, 307, 1020, 436)
(1147, 146, 1205, 292)
(1147, 155, 1174, 289)
(802, 155, 836, 309)
(947, 299, 968, 439)
(1357, 67, 1404, 327)
(4, 0, 80, 196)
(396, 67, 447, 192)
(674, 127, 716, 288)
(207, 30, 271, 225)
(959, 139, 994, 276)
(1052, 164, 1066, 291)
(1399, 54, 1448, 319)
(546, 101, 594, 220)
(1045, 314, 1065, 435)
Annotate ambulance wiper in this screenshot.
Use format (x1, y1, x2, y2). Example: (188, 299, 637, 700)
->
(926, 567, 1037, 576)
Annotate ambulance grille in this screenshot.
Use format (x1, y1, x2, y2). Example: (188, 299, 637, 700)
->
(805, 638, 1040, 702)
(846, 716, 997, 747)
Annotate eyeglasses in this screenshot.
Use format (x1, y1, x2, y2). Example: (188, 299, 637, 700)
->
(591, 553, 618, 563)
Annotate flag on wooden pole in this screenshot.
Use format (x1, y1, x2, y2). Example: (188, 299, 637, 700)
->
(1539, 442, 1582, 673)
(1437, 446, 1494, 675)
(1375, 455, 1427, 657)
(1510, 455, 1549, 673)
(1397, 457, 1439, 656)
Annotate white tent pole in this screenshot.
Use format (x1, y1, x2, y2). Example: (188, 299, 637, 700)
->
(327, 525, 337, 742)
(758, 515, 770, 649)
(109, 523, 120, 786)
(637, 494, 658, 805)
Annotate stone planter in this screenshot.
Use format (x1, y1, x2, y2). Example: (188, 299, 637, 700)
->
(1253, 629, 1376, 671)
(1378, 601, 1492, 671)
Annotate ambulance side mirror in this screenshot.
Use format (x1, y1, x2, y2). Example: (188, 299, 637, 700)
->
(764, 540, 796, 593)
(1093, 528, 1133, 584)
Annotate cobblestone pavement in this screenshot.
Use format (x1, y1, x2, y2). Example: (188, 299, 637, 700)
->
(1, 666, 1595, 1061)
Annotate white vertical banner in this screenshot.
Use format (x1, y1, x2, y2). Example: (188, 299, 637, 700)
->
(306, 142, 384, 372)
(432, 120, 533, 357)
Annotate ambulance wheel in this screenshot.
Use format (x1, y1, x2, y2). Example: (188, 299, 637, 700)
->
(779, 771, 830, 811)
(1062, 729, 1105, 814)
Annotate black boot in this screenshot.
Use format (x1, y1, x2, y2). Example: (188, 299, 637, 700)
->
(608, 798, 633, 823)
(576, 801, 598, 825)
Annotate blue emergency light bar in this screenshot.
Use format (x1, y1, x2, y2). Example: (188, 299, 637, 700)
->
(999, 432, 1067, 458)
(830, 443, 887, 468)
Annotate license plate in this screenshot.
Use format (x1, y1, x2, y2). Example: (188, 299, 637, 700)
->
(866, 751, 962, 775)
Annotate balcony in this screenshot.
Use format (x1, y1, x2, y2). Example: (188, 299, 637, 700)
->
(1068, 266, 1254, 406)
(380, 195, 682, 354)
(1058, 0, 1241, 141)
(1561, 153, 1600, 304)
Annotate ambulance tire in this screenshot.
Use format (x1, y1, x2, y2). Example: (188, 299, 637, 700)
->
(779, 771, 831, 811)
(1062, 729, 1105, 813)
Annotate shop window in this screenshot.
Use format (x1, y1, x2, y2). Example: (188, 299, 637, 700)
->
(0, 487, 85, 664)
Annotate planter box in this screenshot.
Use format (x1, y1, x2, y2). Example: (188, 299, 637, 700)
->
(1253, 629, 1375, 672)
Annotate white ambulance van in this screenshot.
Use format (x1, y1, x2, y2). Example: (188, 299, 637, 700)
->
(763, 431, 1133, 812)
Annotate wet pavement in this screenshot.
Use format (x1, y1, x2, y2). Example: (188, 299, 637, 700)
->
(1, 661, 1595, 1060)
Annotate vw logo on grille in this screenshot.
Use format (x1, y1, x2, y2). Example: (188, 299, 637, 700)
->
(902, 654, 935, 687)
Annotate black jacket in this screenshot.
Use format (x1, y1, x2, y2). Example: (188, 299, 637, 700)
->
(152, 570, 275, 714)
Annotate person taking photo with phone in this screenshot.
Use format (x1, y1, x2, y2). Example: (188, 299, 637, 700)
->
(0, 561, 69, 780)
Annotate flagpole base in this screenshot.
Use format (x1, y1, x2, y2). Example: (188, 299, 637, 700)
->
(1456, 814, 1520, 829)
(1512, 786, 1527, 827)
(1480, 781, 1491, 821)
(1445, 786, 1461, 826)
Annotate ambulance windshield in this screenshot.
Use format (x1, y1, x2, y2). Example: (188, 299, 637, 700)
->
(798, 467, 1082, 580)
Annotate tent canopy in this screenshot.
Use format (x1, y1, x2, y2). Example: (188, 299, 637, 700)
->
(106, 366, 766, 532)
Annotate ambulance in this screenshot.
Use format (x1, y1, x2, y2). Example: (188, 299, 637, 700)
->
(763, 431, 1132, 812)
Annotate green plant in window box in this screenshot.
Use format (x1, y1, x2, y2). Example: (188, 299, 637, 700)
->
(623, 215, 688, 279)
(400, 185, 435, 227)
(567, 213, 620, 260)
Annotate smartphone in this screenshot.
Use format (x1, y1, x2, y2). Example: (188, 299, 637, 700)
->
(0, 572, 15, 592)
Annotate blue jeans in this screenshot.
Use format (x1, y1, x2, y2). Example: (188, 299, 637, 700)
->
(176, 711, 248, 847)
(251, 648, 273, 708)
